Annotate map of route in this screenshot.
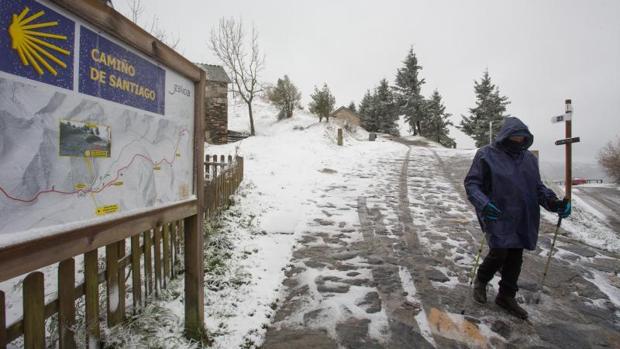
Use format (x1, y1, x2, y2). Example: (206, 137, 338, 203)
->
(0, 74, 194, 243)
(0, 128, 189, 204)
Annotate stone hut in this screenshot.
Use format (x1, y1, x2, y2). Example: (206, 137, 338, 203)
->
(331, 106, 362, 127)
(198, 63, 231, 144)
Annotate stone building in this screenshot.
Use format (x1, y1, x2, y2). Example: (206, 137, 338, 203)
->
(198, 63, 231, 144)
(331, 106, 362, 127)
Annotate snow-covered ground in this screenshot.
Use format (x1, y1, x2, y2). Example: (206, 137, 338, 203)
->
(202, 100, 407, 348)
(541, 182, 620, 254)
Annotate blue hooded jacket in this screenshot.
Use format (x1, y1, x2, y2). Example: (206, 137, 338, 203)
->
(464, 117, 558, 250)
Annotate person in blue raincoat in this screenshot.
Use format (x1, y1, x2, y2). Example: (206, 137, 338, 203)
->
(464, 117, 571, 319)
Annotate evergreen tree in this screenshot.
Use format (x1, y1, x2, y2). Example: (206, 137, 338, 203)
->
(358, 90, 379, 132)
(424, 90, 455, 148)
(459, 70, 510, 147)
(394, 48, 426, 136)
(348, 101, 357, 113)
(374, 79, 399, 136)
(358, 81, 399, 136)
(308, 83, 336, 122)
(267, 75, 302, 120)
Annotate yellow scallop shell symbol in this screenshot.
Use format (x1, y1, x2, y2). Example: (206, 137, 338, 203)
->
(8, 6, 70, 76)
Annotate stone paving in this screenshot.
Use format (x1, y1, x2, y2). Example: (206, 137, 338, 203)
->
(261, 139, 620, 349)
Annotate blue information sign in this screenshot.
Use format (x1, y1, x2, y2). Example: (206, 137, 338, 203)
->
(79, 26, 165, 114)
(0, 0, 75, 90)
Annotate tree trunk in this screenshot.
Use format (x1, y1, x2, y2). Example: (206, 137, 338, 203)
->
(416, 121, 422, 136)
(247, 102, 256, 136)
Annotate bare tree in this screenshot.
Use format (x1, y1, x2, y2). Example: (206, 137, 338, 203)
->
(598, 137, 620, 183)
(209, 18, 265, 136)
(123, 0, 180, 49)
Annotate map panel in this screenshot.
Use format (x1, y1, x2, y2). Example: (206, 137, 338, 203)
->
(0, 0, 195, 245)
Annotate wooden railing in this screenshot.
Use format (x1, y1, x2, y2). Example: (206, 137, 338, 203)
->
(0, 155, 244, 348)
(204, 155, 244, 217)
(0, 220, 185, 349)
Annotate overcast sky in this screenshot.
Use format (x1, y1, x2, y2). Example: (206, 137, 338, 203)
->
(115, 0, 619, 162)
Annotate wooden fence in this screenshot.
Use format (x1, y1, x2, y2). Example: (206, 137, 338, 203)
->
(0, 155, 243, 348)
(204, 155, 244, 217)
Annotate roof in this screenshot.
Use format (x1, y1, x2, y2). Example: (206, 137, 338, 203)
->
(331, 106, 361, 118)
(196, 63, 231, 83)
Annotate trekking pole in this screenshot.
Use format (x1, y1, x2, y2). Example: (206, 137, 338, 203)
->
(462, 237, 485, 315)
(541, 216, 562, 286)
(535, 215, 562, 304)
(468, 237, 485, 286)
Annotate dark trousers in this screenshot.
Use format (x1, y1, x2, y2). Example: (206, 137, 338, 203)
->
(476, 248, 523, 298)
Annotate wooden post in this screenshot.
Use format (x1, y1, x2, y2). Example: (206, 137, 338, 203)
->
(144, 230, 153, 297)
(23, 272, 45, 349)
(84, 250, 100, 347)
(153, 226, 162, 295)
(239, 157, 244, 183)
(337, 128, 343, 146)
(170, 221, 177, 278)
(163, 223, 171, 283)
(130, 235, 142, 311)
(1, 290, 7, 349)
(58, 259, 76, 349)
(184, 214, 204, 340)
(184, 70, 206, 341)
(117, 239, 126, 321)
(565, 99, 573, 201)
(106, 243, 122, 327)
(212, 154, 217, 177)
(205, 155, 210, 180)
(227, 155, 233, 205)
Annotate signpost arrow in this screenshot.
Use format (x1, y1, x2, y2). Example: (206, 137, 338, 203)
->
(555, 137, 581, 146)
(551, 113, 572, 123)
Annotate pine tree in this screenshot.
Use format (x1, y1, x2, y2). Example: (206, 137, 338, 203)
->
(348, 101, 357, 113)
(308, 83, 336, 122)
(358, 90, 379, 132)
(267, 75, 302, 120)
(459, 70, 510, 147)
(374, 79, 399, 136)
(394, 48, 426, 136)
(424, 90, 455, 148)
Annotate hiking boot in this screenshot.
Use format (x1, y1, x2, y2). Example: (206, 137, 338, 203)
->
(495, 294, 528, 319)
(473, 280, 487, 304)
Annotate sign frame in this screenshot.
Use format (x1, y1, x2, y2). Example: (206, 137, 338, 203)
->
(0, 0, 206, 336)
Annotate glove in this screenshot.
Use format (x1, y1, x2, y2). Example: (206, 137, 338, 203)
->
(556, 199, 571, 219)
(482, 202, 502, 221)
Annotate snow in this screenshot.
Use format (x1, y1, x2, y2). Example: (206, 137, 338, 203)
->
(539, 183, 620, 254)
(203, 100, 406, 348)
(398, 266, 436, 347)
(109, 284, 119, 313)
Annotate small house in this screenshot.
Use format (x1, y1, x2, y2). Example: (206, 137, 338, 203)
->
(197, 63, 231, 144)
(331, 106, 361, 127)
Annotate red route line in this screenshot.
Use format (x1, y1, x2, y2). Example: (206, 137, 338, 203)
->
(0, 129, 189, 204)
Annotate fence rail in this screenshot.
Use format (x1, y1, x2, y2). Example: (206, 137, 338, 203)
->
(0, 154, 243, 348)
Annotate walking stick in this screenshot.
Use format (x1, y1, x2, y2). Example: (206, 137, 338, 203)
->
(462, 236, 485, 314)
(540, 217, 562, 286)
(468, 237, 485, 287)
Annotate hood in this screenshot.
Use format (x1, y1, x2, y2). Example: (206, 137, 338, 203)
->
(494, 117, 534, 151)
